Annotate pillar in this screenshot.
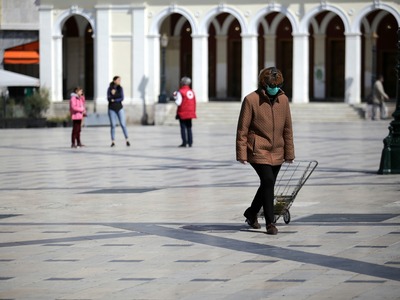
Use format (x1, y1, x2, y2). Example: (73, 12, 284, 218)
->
(345, 32, 362, 104)
(192, 34, 208, 102)
(94, 5, 111, 105)
(216, 35, 228, 98)
(292, 33, 309, 103)
(241, 33, 259, 98)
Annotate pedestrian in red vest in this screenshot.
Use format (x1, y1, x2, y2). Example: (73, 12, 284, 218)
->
(174, 77, 197, 147)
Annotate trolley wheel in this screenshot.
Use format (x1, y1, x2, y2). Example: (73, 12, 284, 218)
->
(283, 209, 291, 224)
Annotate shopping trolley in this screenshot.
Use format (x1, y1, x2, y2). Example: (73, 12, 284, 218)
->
(258, 160, 318, 224)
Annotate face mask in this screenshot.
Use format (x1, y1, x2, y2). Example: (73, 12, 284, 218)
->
(266, 85, 280, 95)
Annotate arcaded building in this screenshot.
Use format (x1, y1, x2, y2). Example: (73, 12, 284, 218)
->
(33, 0, 400, 122)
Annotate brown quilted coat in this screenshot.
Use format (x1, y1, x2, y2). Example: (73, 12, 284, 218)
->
(236, 89, 295, 165)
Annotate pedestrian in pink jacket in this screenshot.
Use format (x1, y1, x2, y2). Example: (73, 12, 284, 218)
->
(69, 86, 86, 148)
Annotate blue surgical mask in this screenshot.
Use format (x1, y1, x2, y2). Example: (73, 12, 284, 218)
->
(266, 85, 280, 95)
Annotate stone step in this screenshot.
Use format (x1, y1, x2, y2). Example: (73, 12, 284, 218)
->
(163, 102, 365, 125)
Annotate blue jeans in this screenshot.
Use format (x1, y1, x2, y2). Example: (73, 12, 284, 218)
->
(108, 109, 129, 141)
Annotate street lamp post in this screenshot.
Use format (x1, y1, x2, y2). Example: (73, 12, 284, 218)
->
(158, 33, 169, 103)
(378, 27, 400, 174)
(371, 32, 378, 96)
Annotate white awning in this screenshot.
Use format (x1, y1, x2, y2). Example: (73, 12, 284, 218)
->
(0, 69, 40, 87)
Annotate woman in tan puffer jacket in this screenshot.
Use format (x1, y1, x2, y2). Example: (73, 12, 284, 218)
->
(236, 67, 295, 235)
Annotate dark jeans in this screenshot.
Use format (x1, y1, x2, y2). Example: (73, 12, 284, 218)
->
(71, 120, 82, 146)
(245, 164, 281, 224)
(179, 119, 193, 146)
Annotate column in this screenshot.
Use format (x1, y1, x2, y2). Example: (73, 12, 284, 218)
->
(313, 33, 326, 99)
(192, 34, 208, 102)
(94, 5, 111, 105)
(38, 5, 55, 100)
(147, 34, 160, 103)
(292, 33, 309, 103)
(264, 34, 276, 67)
(241, 33, 258, 99)
(53, 35, 63, 101)
(345, 32, 362, 104)
(167, 36, 180, 94)
(216, 35, 227, 98)
(364, 33, 373, 95)
(131, 5, 147, 104)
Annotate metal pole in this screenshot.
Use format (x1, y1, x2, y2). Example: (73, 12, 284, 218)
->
(371, 33, 377, 95)
(377, 27, 400, 174)
(159, 46, 167, 103)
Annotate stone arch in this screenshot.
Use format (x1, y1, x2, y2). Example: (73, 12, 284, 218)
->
(53, 7, 95, 37)
(173, 16, 189, 36)
(310, 18, 319, 34)
(199, 4, 248, 35)
(320, 12, 338, 34)
(210, 19, 222, 35)
(221, 15, 237, 35)
(259, 18, 270, 34)
(299, 4, 351, 34)
(249, 4, 299, 35)
(149, 5, 198, 36)
(269, 13, 287, 34)
(371, 11, 390, 33)
(54, 8, 95, 99)
(351, 2, 400, 33)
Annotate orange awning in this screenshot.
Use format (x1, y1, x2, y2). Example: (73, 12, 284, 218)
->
(4, 51, 39, 64)
(4, 41, 39, 64)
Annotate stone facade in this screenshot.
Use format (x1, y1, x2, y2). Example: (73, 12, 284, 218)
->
(4, 1, 400, 124)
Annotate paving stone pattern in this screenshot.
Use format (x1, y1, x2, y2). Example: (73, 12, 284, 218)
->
(0, 119, 399, 299)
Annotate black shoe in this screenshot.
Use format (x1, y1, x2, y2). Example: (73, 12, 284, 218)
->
(126, 141, 130, 146)
(189, 144, 192, 147)
(71, 144, 77, 148)
(111, 142, 115, 147)
(178, 144, 187, 147)
(245, 218, 261, 229)
(244, 209, 261, 229)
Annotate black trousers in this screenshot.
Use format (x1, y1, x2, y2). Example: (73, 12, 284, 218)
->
(179, 119, 193, 146)
(246, 164, 281, 224)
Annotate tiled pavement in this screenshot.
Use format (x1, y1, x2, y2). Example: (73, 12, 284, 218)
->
(0, 119, 399, 299)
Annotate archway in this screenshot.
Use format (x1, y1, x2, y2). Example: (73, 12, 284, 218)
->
(208, 13, 242, 101)
(159, 13, 193, 98)
(308, 12, 345, 102)
(361, 11, 397, 100)
(258, 13, 293, 98)
(61, 15, 94, 99)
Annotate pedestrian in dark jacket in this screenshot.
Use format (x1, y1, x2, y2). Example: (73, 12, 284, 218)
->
(174, 77, 197, 147)
(107, 76, 130, 147)
(236, 67, 295, 235)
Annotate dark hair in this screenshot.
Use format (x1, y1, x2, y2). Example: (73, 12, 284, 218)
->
(110, 76, 120, 87)
(74, 86, 82, 93)
(258, 67, 284, 88)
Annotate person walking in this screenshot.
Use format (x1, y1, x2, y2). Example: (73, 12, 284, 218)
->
(174, 77, 197, 147)
(372, 75, 390, 120)
(236, 67, 295, 235)
(69, 86, 86, 148)
(107, 76, 130, 147)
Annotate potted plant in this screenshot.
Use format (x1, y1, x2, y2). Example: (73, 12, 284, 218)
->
(23, 88, 50, 127)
